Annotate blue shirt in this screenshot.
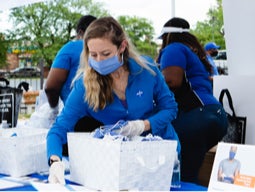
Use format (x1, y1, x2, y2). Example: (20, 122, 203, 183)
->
(158, 42, 220, 106)
(47, 57, 181, 159)
(51, 40, 83, 104)
(206, 54, 219, 75)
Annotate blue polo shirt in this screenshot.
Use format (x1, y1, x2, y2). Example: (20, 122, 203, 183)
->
(206, 55, 219, 75)
(51, 40, 83, 104)
(158, 42, 220, 105)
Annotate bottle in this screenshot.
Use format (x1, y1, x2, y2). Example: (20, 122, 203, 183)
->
(171, 152, 181, 188)
(1, 120, 9, 128)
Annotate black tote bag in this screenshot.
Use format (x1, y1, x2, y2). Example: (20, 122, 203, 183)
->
(219, 89, 247, 144)
(0, 78, 28, 128)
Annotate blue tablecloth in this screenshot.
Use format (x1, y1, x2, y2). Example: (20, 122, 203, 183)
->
(0, 173, 207, 191)
(171, 182, 207, 191)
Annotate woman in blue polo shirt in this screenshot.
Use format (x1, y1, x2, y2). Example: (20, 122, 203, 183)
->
(157, 17, 228, 184)
(47, 16, 181, 184)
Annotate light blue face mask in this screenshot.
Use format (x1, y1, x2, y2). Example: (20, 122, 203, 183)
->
(89, 54, 123, 75)
(229, 151, 236, 160)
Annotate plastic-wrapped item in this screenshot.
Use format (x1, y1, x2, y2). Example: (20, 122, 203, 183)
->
(25, 90, 63, 129)
(0, 128, 49, 177)
(26, 102, 59, 129)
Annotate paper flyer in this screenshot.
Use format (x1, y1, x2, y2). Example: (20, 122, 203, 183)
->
(208, 142, 255, 191)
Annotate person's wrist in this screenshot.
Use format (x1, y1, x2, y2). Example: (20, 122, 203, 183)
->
(143, 120, 150, 131)
(50, 159, 59, 166)
(49, 155, 60, 166)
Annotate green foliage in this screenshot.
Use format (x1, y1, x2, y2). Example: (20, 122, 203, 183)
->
(2, 0, 225, 67)
(0, 33, 8, 68)
(192, 0, 225, 49)
(118, 15, 158, 59)
(6, 0, 109, 67)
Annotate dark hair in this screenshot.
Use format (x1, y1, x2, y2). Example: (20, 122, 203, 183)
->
(163, 17, 190, 29)
(76, 15, 97, 34)
(159, 17, 212, 73)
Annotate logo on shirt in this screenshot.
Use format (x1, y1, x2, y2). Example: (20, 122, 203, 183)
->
(136, 90, 143, 97)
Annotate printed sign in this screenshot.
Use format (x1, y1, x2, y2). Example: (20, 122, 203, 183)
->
(208, 142, 255, 191)
(0, 93, 14, 128)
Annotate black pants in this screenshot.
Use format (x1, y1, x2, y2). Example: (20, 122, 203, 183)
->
(172, 104, 228, 183)
(62, 116, 103, 156)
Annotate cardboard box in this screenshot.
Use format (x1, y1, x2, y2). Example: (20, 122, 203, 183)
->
(198, 151, 216, 187)
(0, 128, 49, 177)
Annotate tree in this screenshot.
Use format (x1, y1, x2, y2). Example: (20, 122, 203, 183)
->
(192, 0, 225, 49)
(118, 16, 158, 59)
(6, 0, 108, 67)
(0, 33, 8, 68)
(3, 0, 224, 67)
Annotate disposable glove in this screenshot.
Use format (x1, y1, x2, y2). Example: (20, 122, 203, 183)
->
(51, 105, 59, 113)
(93, 120, 128, 138)
(48, 161, 66, 185)
(119, 120, 145, 137)
(49, 105, 59, 123)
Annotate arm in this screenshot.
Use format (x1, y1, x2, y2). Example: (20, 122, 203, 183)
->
(45, 41, 79, 108)
(143, 120, 150, 131)
(217, 162, 225, 181)
(147, 66, 178, 135)
(161, 66, 184, 92)
(45, 68, 68, 108)
(148, 66, 180, 153)
(233, 161, 241, 179)
(234, 169, 240, 177)
(47, 77, 87, 160)
(119, 63, 177, 138)
(159, 44, 186, 93)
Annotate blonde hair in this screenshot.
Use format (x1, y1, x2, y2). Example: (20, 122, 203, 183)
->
(75, 16, 155, 111)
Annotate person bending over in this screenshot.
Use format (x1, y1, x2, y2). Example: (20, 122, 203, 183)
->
(47, 16, 181, 184)
(157, 17, 228, 183)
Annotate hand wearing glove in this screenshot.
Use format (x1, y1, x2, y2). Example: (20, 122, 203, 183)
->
(48, 105, 59, 125)
(48, 161, 66, 185)
(50, 105, 59, 118)
(120, 120, 145, 137)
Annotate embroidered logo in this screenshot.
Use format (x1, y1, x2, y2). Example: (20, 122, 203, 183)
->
(136, 90, 143, 97)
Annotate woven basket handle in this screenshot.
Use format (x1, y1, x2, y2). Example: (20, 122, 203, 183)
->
(136, 155, 166, 172)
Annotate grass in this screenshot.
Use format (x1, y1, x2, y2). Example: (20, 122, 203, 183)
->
(18, 113, 32, 120)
